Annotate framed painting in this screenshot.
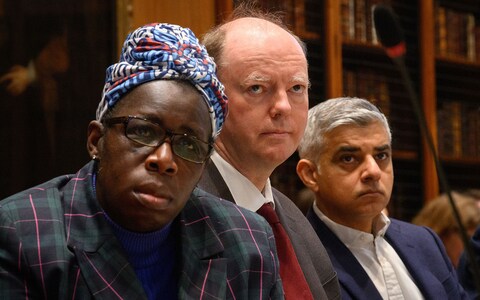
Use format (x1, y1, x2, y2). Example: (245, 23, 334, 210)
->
(0, 0, 117, 197)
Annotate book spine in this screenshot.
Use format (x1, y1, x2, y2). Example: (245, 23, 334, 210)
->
(436, 6, 447, 56)
(354, 0, 367, 42)
(451, 101, 462, 158)
(475, 24, 480, 62)
(341, 0, 355, 41)
(466, 13, 476, 61)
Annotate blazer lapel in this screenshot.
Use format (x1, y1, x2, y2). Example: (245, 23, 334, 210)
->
(307, 211, 382, 300)
(385, 221, 442, 299)
(72, 237, 146, 299)
(272, 190, 305, 245)
(65, 163, 146, 299)
(197, 158, 235, 203)
(177, 192, 227, 299)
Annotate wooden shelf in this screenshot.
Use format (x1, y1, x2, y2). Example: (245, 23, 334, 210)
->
(436, 55, 480, 68)
(393, 150, 419, 161)
(440, 156, 480, 165)
(343, 40, 384, 52)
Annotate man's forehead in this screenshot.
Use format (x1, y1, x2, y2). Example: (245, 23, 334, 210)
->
(326, 124, 390, 145)
(224, 18, 299, 49)
(225, 17, 282, 34)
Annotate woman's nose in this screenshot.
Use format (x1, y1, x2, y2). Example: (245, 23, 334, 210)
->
(145, 142, 178, 175)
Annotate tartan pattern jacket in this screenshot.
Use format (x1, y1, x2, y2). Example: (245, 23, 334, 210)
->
(0, 162, 284, 299)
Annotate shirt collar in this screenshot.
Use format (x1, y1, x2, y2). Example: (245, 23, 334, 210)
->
(211, 151, 274, 211)
(312, 201, 390, 247)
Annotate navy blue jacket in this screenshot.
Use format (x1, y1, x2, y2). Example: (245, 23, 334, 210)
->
(307, 210, 468, 299)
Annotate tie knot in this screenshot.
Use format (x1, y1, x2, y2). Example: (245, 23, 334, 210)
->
(257, 203, 280, 225)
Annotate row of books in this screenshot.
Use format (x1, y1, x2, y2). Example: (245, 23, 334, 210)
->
(437, 101, 480, 158)
(343, 70, 479, 159)
(341, 0, 390, 44)
(343, 69, 390, 117)
(435, 5, 480, 62)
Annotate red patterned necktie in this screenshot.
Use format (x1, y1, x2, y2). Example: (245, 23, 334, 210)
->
(257, 203, 314, 299)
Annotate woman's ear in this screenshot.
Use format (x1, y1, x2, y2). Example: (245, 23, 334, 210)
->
(87, 120, 104, 159)
(296, 159, 320, 192)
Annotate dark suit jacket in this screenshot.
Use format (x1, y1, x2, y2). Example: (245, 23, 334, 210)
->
(307, 210, 468, 300)
(457, 226, 480, 299)
(198, 160, 341, 300)
(0, 162, 283, 299)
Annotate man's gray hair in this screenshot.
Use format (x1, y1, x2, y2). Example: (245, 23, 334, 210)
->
(298, 97, 391, 161)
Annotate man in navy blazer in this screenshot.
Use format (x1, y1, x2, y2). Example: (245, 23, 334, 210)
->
(458, 226, 480, 298)
(296, 97, 467, 299)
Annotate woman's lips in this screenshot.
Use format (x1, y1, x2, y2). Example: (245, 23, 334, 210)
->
(137, 192, 171, 210)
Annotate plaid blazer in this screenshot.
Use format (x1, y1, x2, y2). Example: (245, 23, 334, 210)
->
(0, 162, 283, 299)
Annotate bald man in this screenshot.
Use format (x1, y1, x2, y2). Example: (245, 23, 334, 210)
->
(198, 4, 341, 300)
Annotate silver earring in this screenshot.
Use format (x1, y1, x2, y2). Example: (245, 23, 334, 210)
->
(92, 155, 98, 161)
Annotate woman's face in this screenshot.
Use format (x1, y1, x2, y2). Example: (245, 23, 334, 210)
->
(88, 80, 211, 232)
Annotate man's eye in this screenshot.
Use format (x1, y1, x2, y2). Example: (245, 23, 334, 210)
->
(376, 152, 390, 161)
(341, 155, 354, 163)
(248, 85, 263, 94)
(291, 84, 305, 93)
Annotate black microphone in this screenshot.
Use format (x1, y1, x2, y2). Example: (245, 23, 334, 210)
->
(373, 4, 406, 59)
(373, 3, 480, 295)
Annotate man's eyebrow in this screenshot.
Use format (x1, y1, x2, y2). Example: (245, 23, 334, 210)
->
(244, 73, 271, 83)
(335, 144, 391, 154)
(291, 74, 309, 85)
(375, 144, 391, 152)
(336, 145, 360, 153)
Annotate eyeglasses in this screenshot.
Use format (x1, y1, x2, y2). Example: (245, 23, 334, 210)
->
(103, 115, 212, 163)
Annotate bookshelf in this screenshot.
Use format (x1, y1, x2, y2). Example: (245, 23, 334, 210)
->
(433, 0, 480, 193)
(221, 0, 480, 221)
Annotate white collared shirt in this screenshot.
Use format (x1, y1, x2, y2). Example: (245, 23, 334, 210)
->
(313, 203, 424, 300)
(210, 151, 274, 211)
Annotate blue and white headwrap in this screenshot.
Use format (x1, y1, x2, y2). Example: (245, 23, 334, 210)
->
(96, 23, 228, 139)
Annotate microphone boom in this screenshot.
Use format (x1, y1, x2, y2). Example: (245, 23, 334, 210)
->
(373, 3, 480, 295)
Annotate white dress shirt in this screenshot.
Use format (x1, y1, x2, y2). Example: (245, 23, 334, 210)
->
(210, 151, 274, 211)
(313, 203, 424, 300)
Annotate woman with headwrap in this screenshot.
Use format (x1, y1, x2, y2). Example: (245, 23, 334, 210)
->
(0, 23, 283, 299)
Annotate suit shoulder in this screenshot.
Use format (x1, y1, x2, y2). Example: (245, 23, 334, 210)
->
(272, 188, 315, 229)
(272, 188, 303, 214)
(390, 218, 436, 234)
(0, 166, 93, 223)
(191, 187, 268, 225)
(1, 173, 77, 202)
(0, 177, 68, 215)
(388, 218, 443, 248)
